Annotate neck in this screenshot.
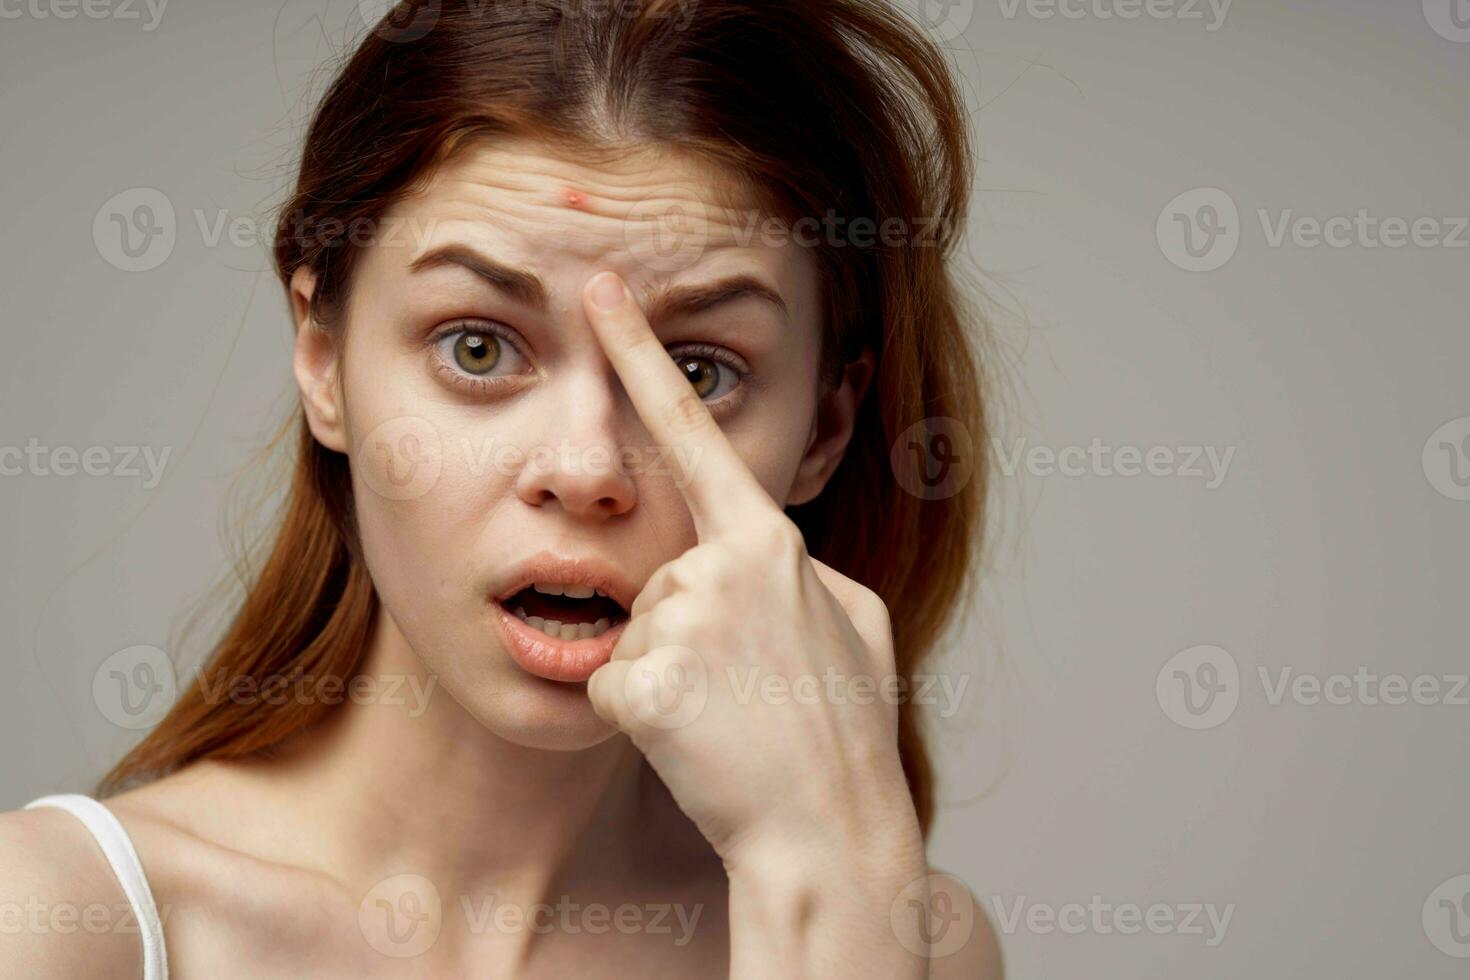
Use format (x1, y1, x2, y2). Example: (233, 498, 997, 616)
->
(251, 605, 656, 910)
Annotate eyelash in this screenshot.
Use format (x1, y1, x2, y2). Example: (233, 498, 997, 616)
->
(666, 342, 750, 404)
(426, 320, 752, 411)
(427, 319, 533, 396)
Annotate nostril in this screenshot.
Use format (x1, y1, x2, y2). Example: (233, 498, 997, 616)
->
(513, 452, 636, 516)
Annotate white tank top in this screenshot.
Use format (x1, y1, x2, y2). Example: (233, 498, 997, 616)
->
(24, 794, 169, 980)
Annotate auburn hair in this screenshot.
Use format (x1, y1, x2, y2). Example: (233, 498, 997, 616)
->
(101, 0, 987, 838)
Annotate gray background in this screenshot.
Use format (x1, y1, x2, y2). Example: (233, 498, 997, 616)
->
(2, 0, 1468, 976)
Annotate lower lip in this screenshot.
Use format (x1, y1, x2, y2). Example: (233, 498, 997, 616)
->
(494, 604, 628, 683)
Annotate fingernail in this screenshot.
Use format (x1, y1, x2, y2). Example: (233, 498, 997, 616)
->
(590, 272, 626, 311)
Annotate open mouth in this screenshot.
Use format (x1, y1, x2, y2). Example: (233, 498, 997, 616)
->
(499, 583, 630, 641)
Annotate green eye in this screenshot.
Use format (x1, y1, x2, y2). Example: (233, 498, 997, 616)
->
(677, 355, 720, 398)
(453, 332, 501, 374)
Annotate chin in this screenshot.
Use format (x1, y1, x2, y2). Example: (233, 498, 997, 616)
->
(375, 599, 621, 752)
(455, 657, 622, 752)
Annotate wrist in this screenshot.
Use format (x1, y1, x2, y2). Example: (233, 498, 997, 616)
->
(722, 778, 925, 882)
(724, 820, 926, 889)
(724, 829, 929, 980)
(724, 740, 920, 863)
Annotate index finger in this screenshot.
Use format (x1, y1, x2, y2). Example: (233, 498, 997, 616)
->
(582, 270, 770, 537)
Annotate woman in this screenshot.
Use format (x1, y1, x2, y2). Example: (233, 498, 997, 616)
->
(2, 0, 999, 975)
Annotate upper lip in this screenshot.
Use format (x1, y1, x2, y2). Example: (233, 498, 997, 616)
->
(492, 551, 639, 613)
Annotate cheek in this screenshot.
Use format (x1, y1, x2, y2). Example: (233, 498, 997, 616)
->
(339, 350, 509, 606)
(723, 370, 819, 502)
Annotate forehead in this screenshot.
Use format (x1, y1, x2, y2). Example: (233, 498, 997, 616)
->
(376, 138, 820, 319)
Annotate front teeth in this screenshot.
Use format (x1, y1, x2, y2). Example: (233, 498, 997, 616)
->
(515, 609, 613, 640)
(531, 582, 603, 600)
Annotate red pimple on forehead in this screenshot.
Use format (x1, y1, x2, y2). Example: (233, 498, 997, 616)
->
(562, 187, 587, 209)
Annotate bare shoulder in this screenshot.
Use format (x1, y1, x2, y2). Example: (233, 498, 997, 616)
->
(103, 767, 365, 976)
(3, 768, 354, 980)
(925, 864, 1003, 980)
(0, 806, 142, 978)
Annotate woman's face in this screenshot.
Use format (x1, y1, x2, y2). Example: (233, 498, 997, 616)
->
(291, 139, 861, 750)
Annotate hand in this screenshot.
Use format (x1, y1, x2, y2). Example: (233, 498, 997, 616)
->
(580, 271, 922, 874)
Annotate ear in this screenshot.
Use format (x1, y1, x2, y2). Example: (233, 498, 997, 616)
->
(289, 266, 349, 453)
(787, 348, 874, 506)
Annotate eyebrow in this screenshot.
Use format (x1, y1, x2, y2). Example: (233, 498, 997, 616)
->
(407, 243, 789, 325)
(409, 244, 549, 309)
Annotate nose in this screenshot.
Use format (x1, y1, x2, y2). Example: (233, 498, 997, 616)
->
(513, 384, 638, 521)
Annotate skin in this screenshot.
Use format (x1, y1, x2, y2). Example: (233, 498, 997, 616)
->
(0, 140, 1000, 978)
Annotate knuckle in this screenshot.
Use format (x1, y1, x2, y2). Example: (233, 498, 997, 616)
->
(757, 516, 805, 555)
(650, 595, 700, 637)
(679, 544, 737, 589)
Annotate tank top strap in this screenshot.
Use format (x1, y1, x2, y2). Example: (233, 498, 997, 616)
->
(24, 793, 169, 980)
